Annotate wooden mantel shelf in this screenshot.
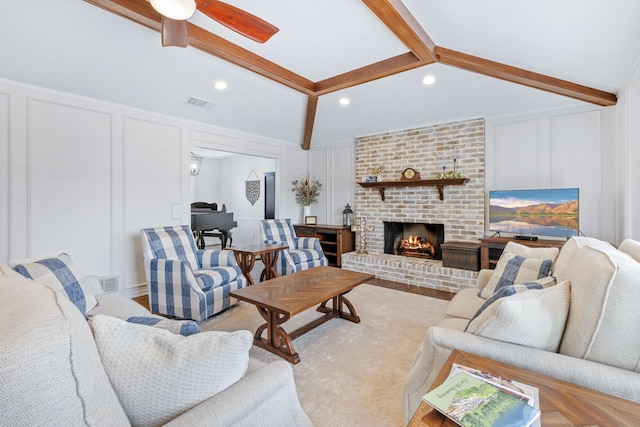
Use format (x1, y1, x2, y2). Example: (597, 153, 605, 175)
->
(358, 178, 469, 201)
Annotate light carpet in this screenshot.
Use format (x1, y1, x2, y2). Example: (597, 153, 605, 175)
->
(199, 284, 449, 426)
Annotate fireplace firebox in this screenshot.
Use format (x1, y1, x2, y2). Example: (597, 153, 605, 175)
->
(383, 222, 445, 260)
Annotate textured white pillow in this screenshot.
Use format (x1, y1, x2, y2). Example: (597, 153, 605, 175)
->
(89, 315, 252, 427)
(503, 241, 560, 263)
(467, 280, 571, 352)
(479, 252, 553, 299)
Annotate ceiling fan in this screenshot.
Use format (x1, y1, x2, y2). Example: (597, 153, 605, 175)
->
(150, 0, 279, 47)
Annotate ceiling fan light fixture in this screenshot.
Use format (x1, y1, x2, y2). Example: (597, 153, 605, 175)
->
(150, 0, 196, 20)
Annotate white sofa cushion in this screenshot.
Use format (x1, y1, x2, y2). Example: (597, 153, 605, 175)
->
(0, 274, 129, 426)
(89, 315, 252, 427)
(13, 253, 98, 315)
(560, 245, 640, 371)
(479, 252, 553, 299)
(552, 236, 613, 280)
(467, 280, 571, 352)
(618, 239, 640, 263)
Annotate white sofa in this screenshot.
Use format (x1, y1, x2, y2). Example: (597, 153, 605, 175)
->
(402, 236, 640, 424)
(0, 264, 313, 426)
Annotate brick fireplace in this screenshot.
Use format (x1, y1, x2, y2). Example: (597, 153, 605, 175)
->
(342, 118, 486, 292)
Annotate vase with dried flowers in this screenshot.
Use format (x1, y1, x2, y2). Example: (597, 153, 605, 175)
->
(292, 176, 322, 205)
(292, 176, 322, 220)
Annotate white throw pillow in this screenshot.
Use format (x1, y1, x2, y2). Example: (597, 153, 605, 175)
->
(467, 280, 571, 352)
(503, 241, 560, 263)
(479, 252, 553, 299)
(89, 315, 252, 427)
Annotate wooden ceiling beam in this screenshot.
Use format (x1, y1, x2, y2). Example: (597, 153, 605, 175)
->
(85, 0, 618, 152)
(436, 47, 617, 106)
(84, 0, 315, 95)
(362, 0, 437, 62)
(302, 96, 319, 150)
(314, 52, 427, 96)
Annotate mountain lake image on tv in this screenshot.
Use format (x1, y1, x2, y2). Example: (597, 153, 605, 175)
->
(489, 188, 579, 238)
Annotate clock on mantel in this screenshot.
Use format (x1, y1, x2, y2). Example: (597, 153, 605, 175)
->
(401, 168, 421, 181)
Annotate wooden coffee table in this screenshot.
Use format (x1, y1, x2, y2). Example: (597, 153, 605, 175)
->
(408, 350, 640, 426)
(230, 266, 374, 364)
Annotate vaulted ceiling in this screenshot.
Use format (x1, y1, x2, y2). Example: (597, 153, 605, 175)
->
(1, 1, 639, 149)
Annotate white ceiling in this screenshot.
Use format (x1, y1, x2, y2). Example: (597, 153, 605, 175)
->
(1, 0, 639, 147)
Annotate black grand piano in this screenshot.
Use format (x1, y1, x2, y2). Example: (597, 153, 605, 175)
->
(191, 202, 237, 250)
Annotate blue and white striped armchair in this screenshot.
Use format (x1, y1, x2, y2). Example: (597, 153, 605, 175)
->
(140, 225, 247, 321)
(259, 219, 328, 276)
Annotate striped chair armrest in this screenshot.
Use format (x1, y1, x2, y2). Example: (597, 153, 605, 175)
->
(197, 249, 239, 268)
(296, 237, 323, 252)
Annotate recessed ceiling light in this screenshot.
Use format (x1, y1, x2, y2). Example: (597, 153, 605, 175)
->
(339, 97, 350, 106)
(214, 81, 228, 90)
(422, 75, 436, 85)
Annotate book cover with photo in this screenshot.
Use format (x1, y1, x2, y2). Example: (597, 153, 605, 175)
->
(423, 371, 540, 427)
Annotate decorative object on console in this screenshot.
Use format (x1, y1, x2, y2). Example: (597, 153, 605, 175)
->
(189, 151, 202, 176)
(401, 167, 421, 181)
(304, 215, 317, 225)
(343, 203, 354, 227)
(244, 169, 260, 205)
(356, 218, 374, 254)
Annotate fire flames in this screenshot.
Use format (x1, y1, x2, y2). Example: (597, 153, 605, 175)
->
(396, 235, 435, 258)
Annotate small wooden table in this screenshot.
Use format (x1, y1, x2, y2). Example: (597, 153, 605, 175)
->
(232, 244, 288, 286)
(230, 266, 374, 364)
(408, 350, 640, 427)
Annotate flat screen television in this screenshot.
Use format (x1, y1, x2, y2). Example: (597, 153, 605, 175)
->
(489, 188, 579, 238)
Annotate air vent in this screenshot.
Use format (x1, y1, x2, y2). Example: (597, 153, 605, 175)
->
(185, 96, 217, 110)
(99, 275, 119, 293)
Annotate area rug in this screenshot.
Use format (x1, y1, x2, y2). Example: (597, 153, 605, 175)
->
(199, 284, 449, 426)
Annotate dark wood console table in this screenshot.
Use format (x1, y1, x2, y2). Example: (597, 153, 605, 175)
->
(294, 224, 355, 267)
(480, 236, 566, 269)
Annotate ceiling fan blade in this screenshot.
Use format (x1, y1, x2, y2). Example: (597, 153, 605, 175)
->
(161, 16, 189, 47)
(196, 1, 279, 43)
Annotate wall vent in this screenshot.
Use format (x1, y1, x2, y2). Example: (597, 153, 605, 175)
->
(185, 96, 217, 110)
(99, 275, 119, 293)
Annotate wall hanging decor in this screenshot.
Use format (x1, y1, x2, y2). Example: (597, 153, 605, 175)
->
(245, 170, 260, 205)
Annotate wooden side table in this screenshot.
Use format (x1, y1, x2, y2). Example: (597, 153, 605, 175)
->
(409, 350, 640, 426)
(232, 244, 288, 286)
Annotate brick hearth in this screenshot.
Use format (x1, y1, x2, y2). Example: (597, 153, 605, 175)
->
(342, 252, 477, 292)
(345, 118, 485, 292)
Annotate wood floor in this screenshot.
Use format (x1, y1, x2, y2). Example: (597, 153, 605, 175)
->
(133, 276, 454, 310)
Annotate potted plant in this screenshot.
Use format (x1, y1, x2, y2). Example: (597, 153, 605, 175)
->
(366, 164, 385, 182)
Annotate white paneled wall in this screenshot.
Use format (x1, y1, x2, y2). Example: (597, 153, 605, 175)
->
(1, 78, 299, 296)
(0, 92, 9, 262)
(28, 99, 113, 275)
(486, 107, 613, 241)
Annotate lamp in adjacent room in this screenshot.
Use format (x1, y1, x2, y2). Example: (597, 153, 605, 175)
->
(190, 152, 202, 176)
(343, 203, 354, 227)
(150, 0, 196, 20)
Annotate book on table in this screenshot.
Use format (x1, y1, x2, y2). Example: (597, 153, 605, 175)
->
(422, 368, 540, 427)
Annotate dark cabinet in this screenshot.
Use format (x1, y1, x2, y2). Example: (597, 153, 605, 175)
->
(294, 224, 355, 267)
(479, 237, 565, 269)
